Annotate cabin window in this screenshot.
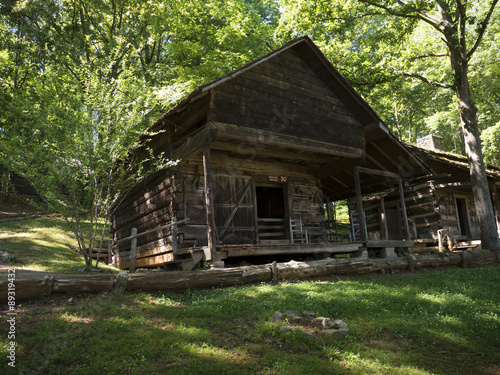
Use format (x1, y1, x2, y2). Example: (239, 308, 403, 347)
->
(455, 197, 471, 238)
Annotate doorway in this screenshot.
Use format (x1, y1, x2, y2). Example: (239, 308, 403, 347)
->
(256, 186, 286, 218)
(455, 197, 471, 238)
(255, 186, 287, 242)
(385, 203, 403, 240)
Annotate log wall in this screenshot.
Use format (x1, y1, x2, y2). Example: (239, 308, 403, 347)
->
(350, 182, 440, 241)
(433, 189, 480, 240)
(350, 182, 487, 242)
(110, 152, 327, 270)
(210, 48, 365, 152)
(109, 168, 180, 269)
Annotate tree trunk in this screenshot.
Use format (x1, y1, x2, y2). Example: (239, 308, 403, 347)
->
(456, 88, 500, 252)
(440, 4, 500, 253)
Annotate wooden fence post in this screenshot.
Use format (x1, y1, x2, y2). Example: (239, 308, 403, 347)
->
(172, 217, 178, 257)
(203, 145, 217, 260)
(129, 227, 137, 273)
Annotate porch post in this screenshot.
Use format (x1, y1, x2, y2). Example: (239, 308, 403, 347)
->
(353, 167, 367, 242)
(380, 197, 388, 240)
(398, 178, 411, 240)
(203, 145, 218, 261)
(491, 183, 500, 237)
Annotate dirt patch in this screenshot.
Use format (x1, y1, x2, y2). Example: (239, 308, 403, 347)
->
(284, 317, 324, 332)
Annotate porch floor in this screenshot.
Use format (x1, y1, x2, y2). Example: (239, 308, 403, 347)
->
(214, 242, 363, 258)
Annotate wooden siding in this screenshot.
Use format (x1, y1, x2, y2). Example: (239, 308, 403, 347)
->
(209, 49, 365, 152)
(110, 151, 328, 269)
(433, 189, 480, 240)
(110, 169, 179, 268)
(351, 183, 440, 241)
(351, 181, 488, 242)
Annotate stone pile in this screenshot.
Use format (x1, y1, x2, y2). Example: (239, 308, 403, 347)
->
(0, 250, 14, 264)
(270, 309, 350, 341)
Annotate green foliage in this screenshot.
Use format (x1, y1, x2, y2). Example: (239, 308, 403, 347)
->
(481, 122, 500, 167)
(276, 0, 500, 155)
(0, 0, 279, 266)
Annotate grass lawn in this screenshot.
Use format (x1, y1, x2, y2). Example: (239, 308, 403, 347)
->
(0, 213, 116, 274)
(0, 269, 498, 374)
(0, 212, 499, 374)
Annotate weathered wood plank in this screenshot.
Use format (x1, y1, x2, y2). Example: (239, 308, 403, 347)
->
(209, 122, 364, 159)
(222, 243, 362, 257)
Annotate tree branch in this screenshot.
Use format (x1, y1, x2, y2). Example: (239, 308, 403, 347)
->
(401, 71, 454, 89)
(409, 52, 449, 59)
(467, 0, 499, 60)
(359, 0, 444, 34)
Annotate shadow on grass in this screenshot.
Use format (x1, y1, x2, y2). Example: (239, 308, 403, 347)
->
(4, 266, 499, 375)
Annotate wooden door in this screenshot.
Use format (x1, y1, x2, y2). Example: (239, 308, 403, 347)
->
(385, 203, 403, 240)
(213, 176, 256, 243)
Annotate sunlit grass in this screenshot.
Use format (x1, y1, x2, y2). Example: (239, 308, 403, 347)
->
(2, 266, 498, 374)
(0, 216, 498, 374)
(0, 216, 118, 273)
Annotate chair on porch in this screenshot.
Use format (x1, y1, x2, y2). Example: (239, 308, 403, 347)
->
(349, 210, 361, 241)
(290, 217, 307, 244)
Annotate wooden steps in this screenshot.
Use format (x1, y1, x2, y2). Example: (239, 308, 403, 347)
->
(164, 248, 206, 271)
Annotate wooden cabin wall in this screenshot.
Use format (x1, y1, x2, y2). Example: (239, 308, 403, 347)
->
(351, 182, 487, 242)
(209, 49, 365, 152)
(349, 182, 441, 240)
(109, 168, 180, 269)
(177, 161, 256, 246)
(288, 179, 325, 224)
(178, 153, 326, 247)
(433, 189, 480, 240)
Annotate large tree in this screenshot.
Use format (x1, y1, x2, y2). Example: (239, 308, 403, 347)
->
(0, 0, 279, 266)
(278, 0, 500, 252)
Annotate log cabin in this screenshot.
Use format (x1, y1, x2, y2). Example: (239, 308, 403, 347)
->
(109, 36, 431, 270)
(349, 134, 500, 255)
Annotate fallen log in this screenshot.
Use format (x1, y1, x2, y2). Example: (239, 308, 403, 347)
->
(52, 275, 116, 294)
(127, 264, 272, 291)
(0, 250, 496, 303)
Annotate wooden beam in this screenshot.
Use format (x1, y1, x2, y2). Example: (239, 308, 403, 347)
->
(356, 166, 400, 179)
(329, 176, 349, 188)
(203, 145, 218, 260)
(380, 198, 388, 240)
(365, 240, 414, 248)
(209, 121, 364, 159)
(222, 243, 362, 257)
(129, 228, 138, 273)
(172, 127, 218, 160)
(251, 180, 260, 244)
(210, 141, 339, 165)
(398, 178, 411, 240)
(371, 142, 402, 170)
(353, 167, 367, 242)
(364, 121, 389, 135)
(209, 149, 314, 177)
(433, 181, 471, 189)
(366, 153, 391, 173)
